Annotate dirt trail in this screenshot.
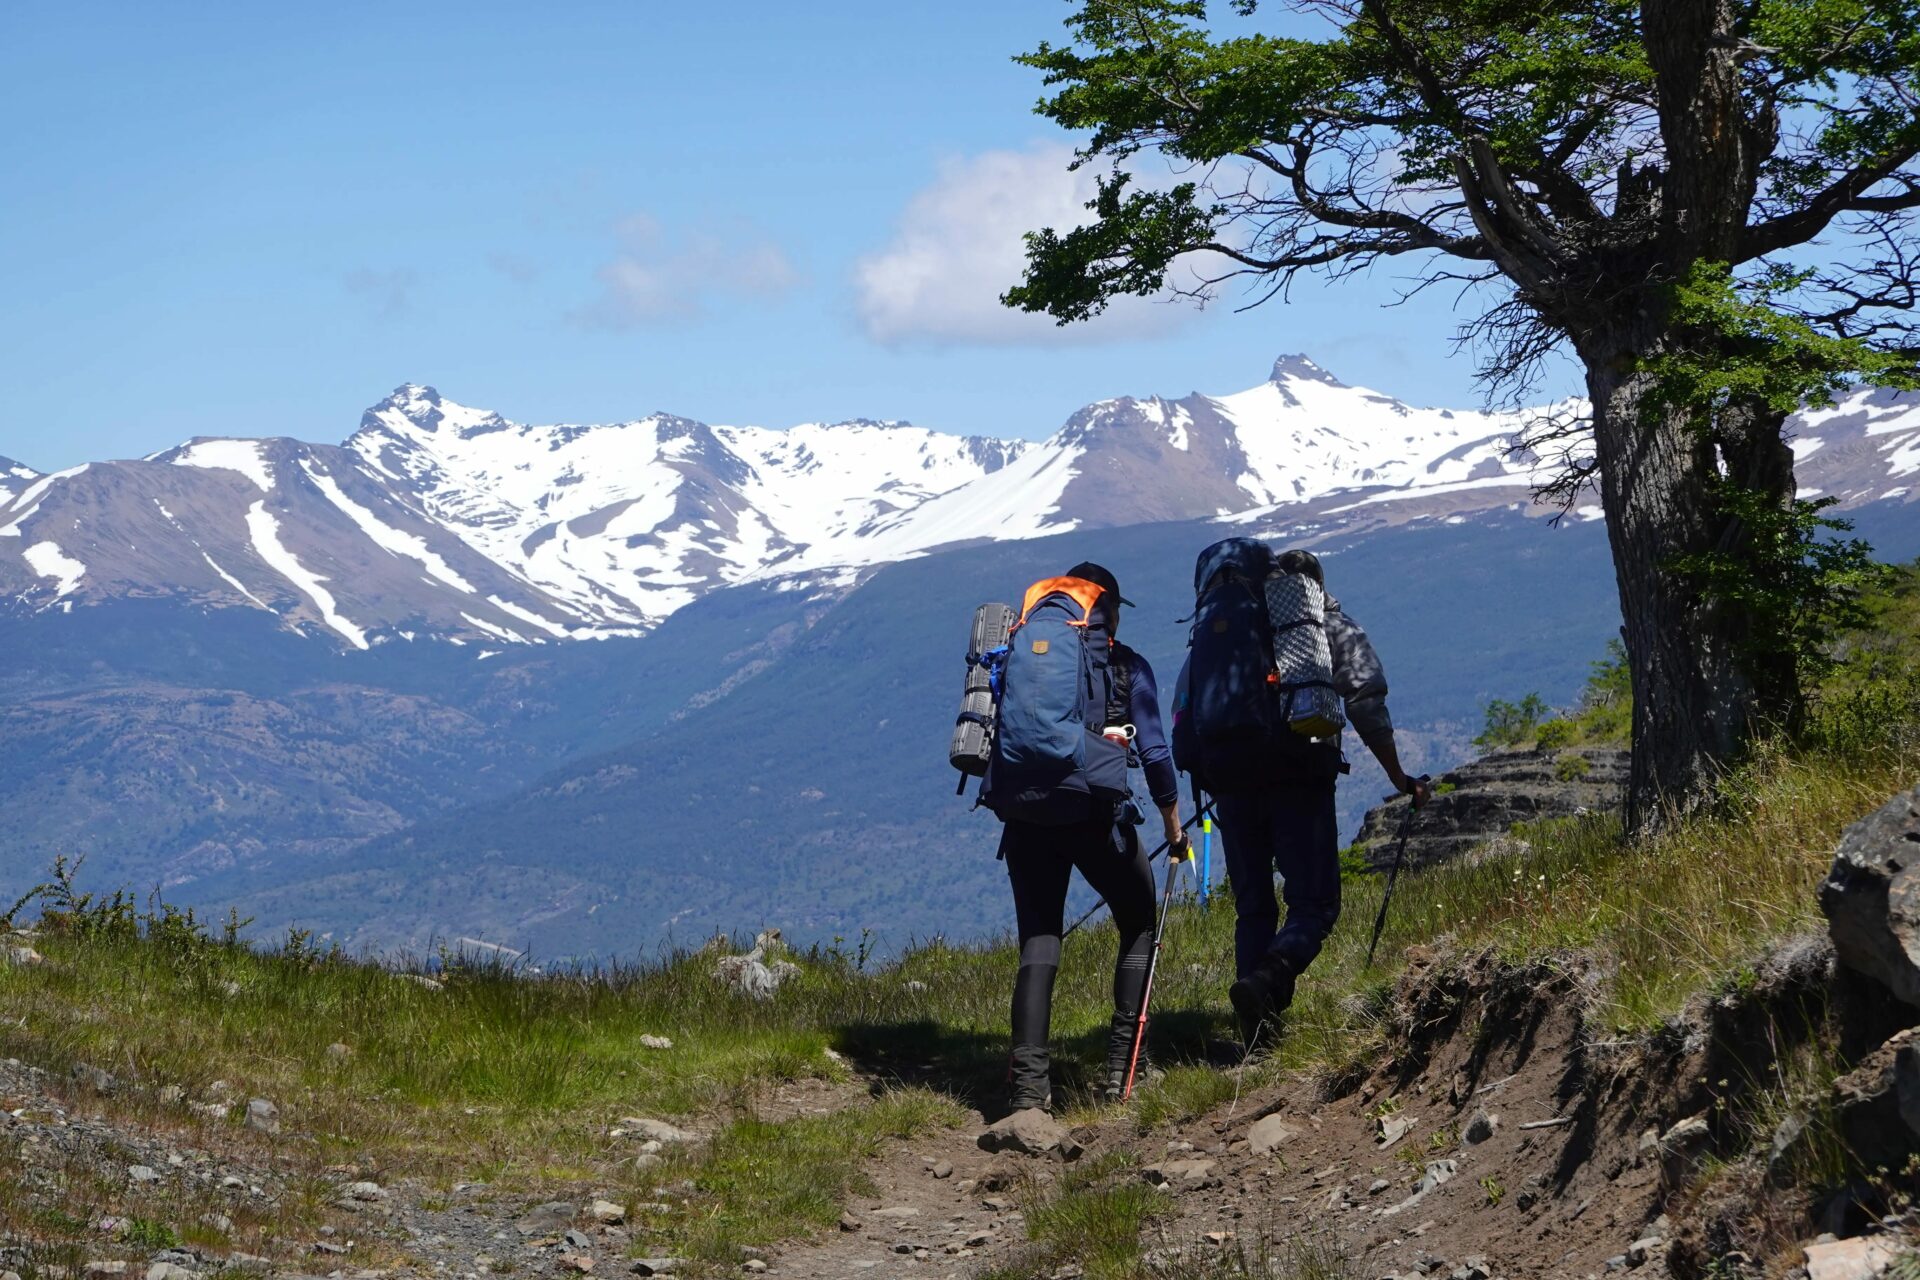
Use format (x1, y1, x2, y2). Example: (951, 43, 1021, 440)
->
(6, 942, 1908, 1280)
(756, 949, 1672, 1280)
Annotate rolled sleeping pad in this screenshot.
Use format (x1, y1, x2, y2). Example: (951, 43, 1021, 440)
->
(950, 602, 1016, 776)
(1264, 571, 1345, 738)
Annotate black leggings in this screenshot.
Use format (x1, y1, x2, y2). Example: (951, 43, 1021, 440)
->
(1001, 815, 1156, 1057)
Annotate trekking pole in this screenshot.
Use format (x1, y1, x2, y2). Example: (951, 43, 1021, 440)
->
(1364, 777, 1432, 969)
(1123, 834, 1191, 1100)
(1062, 803, 1214, 940)
(1199, 813, 1214, 908)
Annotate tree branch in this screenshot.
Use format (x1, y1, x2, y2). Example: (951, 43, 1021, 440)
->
(1742, 156, 1920, 260)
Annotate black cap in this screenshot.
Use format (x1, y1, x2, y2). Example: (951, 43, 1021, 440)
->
(1275, 548, 1324, 584)
(1066, 561, 1134, 608)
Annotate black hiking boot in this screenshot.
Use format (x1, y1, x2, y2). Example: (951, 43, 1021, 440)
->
(1007, 1042, 1052, 1114)
(1229, 954, 1297, 1053)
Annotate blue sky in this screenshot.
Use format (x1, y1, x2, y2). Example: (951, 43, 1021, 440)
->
(2, 2, 1575, 471)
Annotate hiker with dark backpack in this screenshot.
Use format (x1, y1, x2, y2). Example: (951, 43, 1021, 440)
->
(969, 562, 1187, 1111)
(1172, 542, 1428, 1051)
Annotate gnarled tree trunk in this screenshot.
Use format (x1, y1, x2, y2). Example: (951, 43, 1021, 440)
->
(1581, 329, 1798, 832)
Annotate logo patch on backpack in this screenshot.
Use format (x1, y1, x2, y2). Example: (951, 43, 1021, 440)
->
(1032, 639, 1050, 654)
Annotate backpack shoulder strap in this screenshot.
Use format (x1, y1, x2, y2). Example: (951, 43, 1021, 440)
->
(1107, 644, 1134, 725)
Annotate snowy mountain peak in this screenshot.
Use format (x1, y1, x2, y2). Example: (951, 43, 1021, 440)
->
(825, 417, 914, 432)
(0, 455, 41, 504)
(363, 384, 510, 440)
(1269, 353, 1346, 387)
(3, 354, 1910, 648)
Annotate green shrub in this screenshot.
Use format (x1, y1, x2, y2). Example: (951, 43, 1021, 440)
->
(121, 1219, 179, 1249)
(1553, 752, 1592, 782)
(1534, 719, 1577, 750)
(1338, 844, 1374, 881)
(1474, 693, 1550, 748)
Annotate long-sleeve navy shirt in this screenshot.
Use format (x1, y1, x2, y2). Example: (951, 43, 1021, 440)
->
(1114, 641, 1179, 808)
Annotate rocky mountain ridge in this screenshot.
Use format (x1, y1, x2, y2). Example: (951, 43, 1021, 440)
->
(6, 356, 1913, 649)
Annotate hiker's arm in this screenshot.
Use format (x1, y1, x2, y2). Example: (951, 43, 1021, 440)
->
(1364, 733, 1431, 806)
(1127, 657, 1184, 845)
(1329, 611, 1428, 804)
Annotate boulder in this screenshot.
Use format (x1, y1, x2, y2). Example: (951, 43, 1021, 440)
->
(1657, 1113, 1713, 1186)
(1832, 1027, 1920, 1170)
(515, 1201, 576, 1235)
(1804, 1236, 1909, 1280)
(1142, 1157, 1219, 1189)
(614, 1118, 694, 1144)
(1820, 785, 1920, 1010)
(976, 1108, 1083, 1162)
(244, 1099, 279, 1134)
(712, 953, 798, 1001)
(1247, 1114, 1298, 1156)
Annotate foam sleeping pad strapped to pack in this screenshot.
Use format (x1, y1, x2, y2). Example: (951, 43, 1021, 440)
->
(977, 577, 1130, 826)
(950, 602, 1016, 778)
(1264, 572, 1345, 738)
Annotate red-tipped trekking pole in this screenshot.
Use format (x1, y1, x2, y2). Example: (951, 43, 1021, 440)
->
(1122, 834, 1192, 1101)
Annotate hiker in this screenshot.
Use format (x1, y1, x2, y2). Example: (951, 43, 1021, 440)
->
(980, 562, 1185, 1111)
(1177, 545, 1428, 1049)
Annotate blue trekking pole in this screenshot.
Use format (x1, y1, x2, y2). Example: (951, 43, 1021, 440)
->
(1189, 782, 1212, 907)
(1199, 813, 1214, 906)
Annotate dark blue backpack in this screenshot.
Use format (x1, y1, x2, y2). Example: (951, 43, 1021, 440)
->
(1177, 539, 1286, 794)
(978, 576, 1131, 826)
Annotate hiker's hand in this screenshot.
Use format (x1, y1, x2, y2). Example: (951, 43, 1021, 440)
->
(1170, 834, 1193, 862)
(1393, 772, 1432, 808)
(1159, 805, 1182, 851)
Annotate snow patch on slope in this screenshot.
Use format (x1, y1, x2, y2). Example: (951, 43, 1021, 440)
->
(300, 461, 477, 594)
(171, 440, 275, 491)
(22, 541, 85, 598)
(201, 552, 272, 611)
(4, 465, 89, 530)
(244, 501, 368, 649)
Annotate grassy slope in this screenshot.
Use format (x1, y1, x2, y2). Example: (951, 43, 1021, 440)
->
(3, 567, 1914, 1277)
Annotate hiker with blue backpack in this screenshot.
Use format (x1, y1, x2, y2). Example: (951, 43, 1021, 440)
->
(1172, 541, 1429, 1052)
(948, 562, 1187, 1111)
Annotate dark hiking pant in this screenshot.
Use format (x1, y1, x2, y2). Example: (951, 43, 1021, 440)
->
(1001, 813, 1155, 1103)
(1215, 782, 1341, 980)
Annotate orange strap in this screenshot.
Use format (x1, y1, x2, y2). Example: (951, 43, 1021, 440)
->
(1018, 576, 1106, 626)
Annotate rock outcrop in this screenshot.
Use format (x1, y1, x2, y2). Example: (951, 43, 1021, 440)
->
(1831, 1027, 1920, 1171)
(1819, 783, 1920, 1011)
(1352, 745, 1627, 872)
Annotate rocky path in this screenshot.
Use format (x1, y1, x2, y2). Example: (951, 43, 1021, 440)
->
(8, 938, 1918, 1280)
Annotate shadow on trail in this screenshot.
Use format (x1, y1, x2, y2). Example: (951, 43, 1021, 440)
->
(830, 998, 1236, 1123)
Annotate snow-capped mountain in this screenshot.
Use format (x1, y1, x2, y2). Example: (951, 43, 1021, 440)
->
(3, 356, 1914, 647)
(0, 456, 39, 506)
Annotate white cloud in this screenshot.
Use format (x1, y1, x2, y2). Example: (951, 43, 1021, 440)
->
(576, 214, 801, 329)
(853, 143, 1196, 347)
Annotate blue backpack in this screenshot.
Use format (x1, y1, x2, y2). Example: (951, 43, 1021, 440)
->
(978, 576, 1131, 826)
